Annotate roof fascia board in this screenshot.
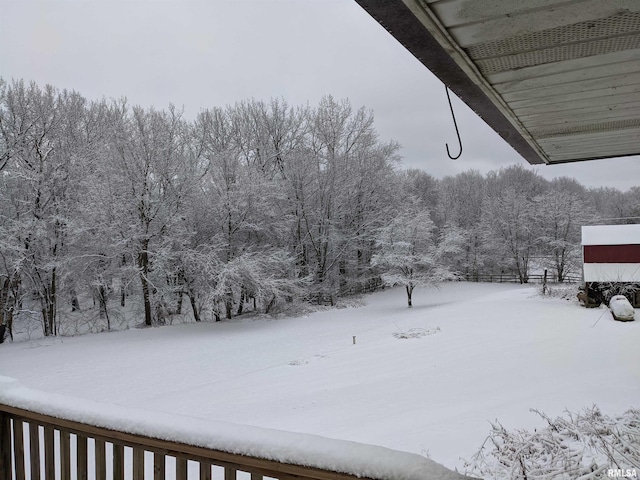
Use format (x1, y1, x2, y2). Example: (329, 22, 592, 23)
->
(356, 0, 550, 164)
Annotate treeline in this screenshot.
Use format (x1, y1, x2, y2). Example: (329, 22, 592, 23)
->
(0, 79, 638, 338)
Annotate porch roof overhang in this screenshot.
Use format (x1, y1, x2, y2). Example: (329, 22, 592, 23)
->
(354, 0, 640, 165)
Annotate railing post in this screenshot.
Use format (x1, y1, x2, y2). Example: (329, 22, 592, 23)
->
(0, 411, 12, 480)
(77, 435, 88, 480)
(29, 422, 41, 480)
(61, 430, 71, 480)
(154, 452, 165, 480)
(44, 425, 55, 479)
(95, 439, 107, 480)
(114, 444, 125, 480)
(200, 462, 212, 480)
(133, 447, 144, 479)
(177, 457, 188, 480)
(13, 418, 26, 480)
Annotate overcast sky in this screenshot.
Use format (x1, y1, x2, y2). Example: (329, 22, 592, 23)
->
(1, 0, 638, 191)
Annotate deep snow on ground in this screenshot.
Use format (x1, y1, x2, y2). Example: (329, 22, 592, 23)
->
(1, 282, 639, 471)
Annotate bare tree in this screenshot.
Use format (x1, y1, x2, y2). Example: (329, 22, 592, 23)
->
(106, 103, 194, 326)
(534, 189, 591, 282)
(0, 81, 94, 335)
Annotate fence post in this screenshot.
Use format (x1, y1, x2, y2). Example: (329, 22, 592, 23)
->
(0, 411, 12, 479)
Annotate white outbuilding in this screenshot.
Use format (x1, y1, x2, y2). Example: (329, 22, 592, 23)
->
(582, 224, 640, 307)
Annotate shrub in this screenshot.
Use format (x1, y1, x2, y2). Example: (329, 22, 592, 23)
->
(463, 406, 640, 479)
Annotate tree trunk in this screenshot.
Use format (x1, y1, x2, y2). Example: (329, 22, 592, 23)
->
(70, 289, 80, 311)
(265, 294, 278, 314)
(515, 257, 529, 284)
(120, 255, 127, 307)
(406, 285, 413, 308)
(49, 268, 57, 335)
(236, 286, 245, 316)
(225, 299, 233, 320)
(38, 270, 57, 336)
(138, 241, 153, 326)
(556, 253, 565, 283)
(188, 291, 201, 322)
(3, 268, 19, 336)
(98, 285, 111, 330)
(176, 292, 183, 314)
(0, 278, 8, 329)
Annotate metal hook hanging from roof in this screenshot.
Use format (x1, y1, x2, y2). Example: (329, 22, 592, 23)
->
(445, 85, 462, 160)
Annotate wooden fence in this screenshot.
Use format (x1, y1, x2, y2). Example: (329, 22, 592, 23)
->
(464, 273, 581, 284)
(0, 403, 378, 480)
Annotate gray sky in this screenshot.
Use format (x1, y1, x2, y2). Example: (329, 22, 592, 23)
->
(1, 0, 638, 191)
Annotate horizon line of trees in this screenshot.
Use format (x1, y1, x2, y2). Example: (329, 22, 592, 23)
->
(1, 78, 639, 338)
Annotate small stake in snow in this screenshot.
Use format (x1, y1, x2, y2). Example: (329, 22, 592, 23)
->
(352, 336, 356, 345)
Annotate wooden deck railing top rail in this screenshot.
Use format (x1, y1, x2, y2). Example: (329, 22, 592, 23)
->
(0, 403, 369, 480)
(0, 377, 477, 480)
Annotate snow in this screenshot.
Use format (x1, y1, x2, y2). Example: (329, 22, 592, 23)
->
(581, 224, 640, 245)
(0, 377, 469, 480)
(1, 282, 639, 475)
(609, 295, 635, 321)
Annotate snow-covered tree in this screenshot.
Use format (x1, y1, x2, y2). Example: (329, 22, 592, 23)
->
(534, 188, 591, 282)
(371, 206, 458, 307)
(435, 170, 486, 279)
(105, 103, 194, 326)
(281, 96, 401, 303)
(0, 81, 96, 335)
(481, 166, 546, 283)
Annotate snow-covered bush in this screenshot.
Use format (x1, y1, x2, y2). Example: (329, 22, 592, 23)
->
(463, 406, 640, 479)
(599, 283, 640, 304)
(609, 295, 635, 321)
(541, 283, 579, 302)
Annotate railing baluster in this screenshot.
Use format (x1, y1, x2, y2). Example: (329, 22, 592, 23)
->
(60, 430, 71, 480)
(133, 447, 144, 479)
(154, 452, 165, 480)
(200, 461, 212, 480)
(95, 439, 106, 480)
(0, 412, 11, 480)
(113, 443, 125, 480)
(225, 467, 237, 480)
(29, 423, 40, 480)
(176, 457, 187, 480)
(43, 425, 54, 480)
(13, 419, 26, 480)
(77, 435, 88, 480)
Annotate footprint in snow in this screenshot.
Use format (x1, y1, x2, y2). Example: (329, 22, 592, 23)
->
(288, 359, 309, 366)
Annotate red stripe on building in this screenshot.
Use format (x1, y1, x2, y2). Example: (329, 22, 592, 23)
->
(583, 244, 640, 263)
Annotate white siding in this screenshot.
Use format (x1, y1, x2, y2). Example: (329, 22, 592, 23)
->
(583, 263, 640, 282)
(581, 224, 640, 246)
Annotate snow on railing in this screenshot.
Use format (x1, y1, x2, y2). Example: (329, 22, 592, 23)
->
(0, 377, 477, 480)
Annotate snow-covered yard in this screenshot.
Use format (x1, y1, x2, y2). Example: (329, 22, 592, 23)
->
(1, 282, 638, 473)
